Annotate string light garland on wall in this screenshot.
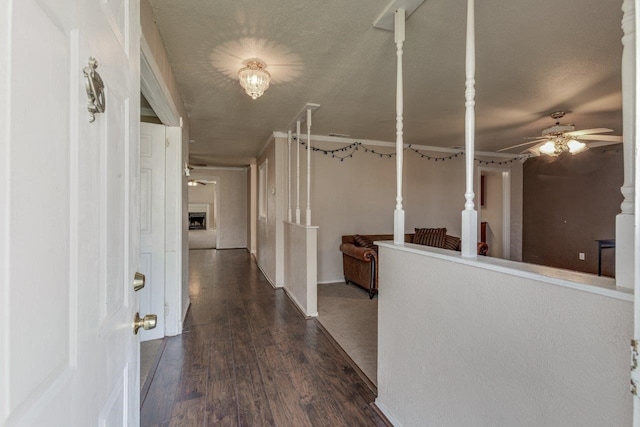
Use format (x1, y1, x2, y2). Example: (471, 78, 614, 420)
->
(294, 137, 525, 165)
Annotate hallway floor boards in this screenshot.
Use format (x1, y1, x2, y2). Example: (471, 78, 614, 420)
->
(141, 249, 386, 426)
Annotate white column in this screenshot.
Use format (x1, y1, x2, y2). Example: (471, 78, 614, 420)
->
(617, 0, 636, 289)
(295, 120, 301, 224)
(461, 0, 478, 258)
(287, 130, 292, 222)
(634, 1, 640, 422)
(393, 9, 406, 245)
(306, 109, 312, 226)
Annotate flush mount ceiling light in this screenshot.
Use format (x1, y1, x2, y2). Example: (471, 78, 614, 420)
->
(238, 60, 271, 99)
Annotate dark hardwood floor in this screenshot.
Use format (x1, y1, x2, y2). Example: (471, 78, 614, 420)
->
(141, 249, 386, 426)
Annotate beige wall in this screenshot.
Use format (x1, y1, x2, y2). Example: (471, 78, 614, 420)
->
(191, 169, 247, 249)
(285, 137, 523, 283)
(140, 0, 186, 123)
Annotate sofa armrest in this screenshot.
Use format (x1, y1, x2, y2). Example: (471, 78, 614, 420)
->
(339, 243, 377, 262)
(477, 241, 489, 256)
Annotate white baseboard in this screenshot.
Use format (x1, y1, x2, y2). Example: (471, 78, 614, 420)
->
(374, 399, 402, 427)
(317, 278, 346, 285)
(255, 260, 281, 289)
(283, 287, 318, 318)
(180, 298, 191, 333)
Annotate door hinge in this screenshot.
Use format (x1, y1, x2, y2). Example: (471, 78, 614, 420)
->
(165, 138, 170, 148)
(631, 339, 639, 396)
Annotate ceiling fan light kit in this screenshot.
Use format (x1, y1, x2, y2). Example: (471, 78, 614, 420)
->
(498, 111, 622, 157)
(538, 137, 588, 156)
(238, 60, 271, 99)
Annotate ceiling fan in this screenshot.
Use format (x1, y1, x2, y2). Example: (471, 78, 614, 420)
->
(498, 111, 623, 156)
(187, 179, 207, 187)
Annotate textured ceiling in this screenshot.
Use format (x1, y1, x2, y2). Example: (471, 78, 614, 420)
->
(149, 0, 624, 166)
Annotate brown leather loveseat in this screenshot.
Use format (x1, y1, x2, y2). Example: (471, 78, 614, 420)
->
(339, 228, 488, 299)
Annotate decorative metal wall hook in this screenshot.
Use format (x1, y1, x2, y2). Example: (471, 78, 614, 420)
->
(83, 57, 106, 122)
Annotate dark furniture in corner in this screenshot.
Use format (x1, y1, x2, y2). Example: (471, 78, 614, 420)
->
(596, 239, 615, 276)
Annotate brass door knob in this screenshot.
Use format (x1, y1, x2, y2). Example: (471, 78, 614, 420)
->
(133, 312, 157, 335)
(133, 272, 145, 292)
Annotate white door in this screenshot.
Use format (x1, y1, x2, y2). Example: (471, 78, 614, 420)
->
(0, 0, 141, 425)
(139, 122, 166, 342)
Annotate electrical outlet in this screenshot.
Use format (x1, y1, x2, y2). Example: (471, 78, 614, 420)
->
(579, 252, 585, 261)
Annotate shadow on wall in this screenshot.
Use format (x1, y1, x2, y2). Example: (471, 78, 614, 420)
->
(522, 147, 623, 277)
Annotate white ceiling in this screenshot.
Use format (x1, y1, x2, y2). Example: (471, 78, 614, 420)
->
(149, 0, 624, 166)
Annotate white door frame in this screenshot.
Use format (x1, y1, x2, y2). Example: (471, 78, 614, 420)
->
(140, 34, 186, 336)
(476, 166, 511, 259)
(632, 1, 640, 425)
(212, 180, 221, 248)
(140, 36, 180, 127)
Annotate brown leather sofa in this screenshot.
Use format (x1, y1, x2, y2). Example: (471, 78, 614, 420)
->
(339, 231, 488, 298)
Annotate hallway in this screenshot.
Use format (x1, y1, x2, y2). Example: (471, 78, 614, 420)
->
(141, 249, 386, 426)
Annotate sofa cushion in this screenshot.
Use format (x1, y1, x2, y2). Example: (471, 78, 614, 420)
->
(443, 234, 461, 251)
(413, 228, 447, 248)
(353, 234, 376, 249)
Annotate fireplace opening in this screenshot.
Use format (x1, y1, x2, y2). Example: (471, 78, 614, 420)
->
(189, 212, 206, 230)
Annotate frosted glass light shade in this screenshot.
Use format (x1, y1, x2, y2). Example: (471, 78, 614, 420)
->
(567, 139, 587, 154)
(539, 141, 557, 155)
(238, 61, 271, 99)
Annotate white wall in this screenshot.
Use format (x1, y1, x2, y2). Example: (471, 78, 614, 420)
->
(282, 136, 523, 283)
(376, 244, 632, 427)
(191, 168, 247, 249)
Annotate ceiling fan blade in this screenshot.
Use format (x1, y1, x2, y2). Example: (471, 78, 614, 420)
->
(497, 139, 547, 152)
(577, 134, 623, 142)
(565, 128, 613, 137)
(585, 141, 623, 148)
(520, 142, 545, 156)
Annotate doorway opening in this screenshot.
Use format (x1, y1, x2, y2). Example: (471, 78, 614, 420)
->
(478, 167, 511, 259)
(188, 179, 219, 249)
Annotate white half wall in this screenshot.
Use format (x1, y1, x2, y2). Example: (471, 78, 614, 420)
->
(283, 222, 318, 317)
(376, 243, 632, 427)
